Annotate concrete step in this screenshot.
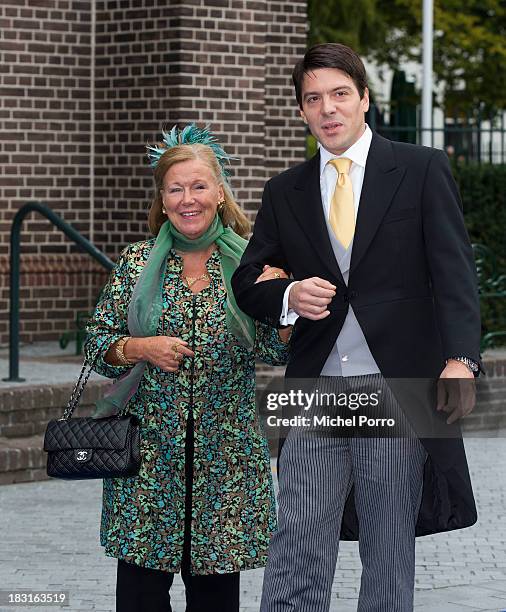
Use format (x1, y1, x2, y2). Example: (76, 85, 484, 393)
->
(0, 434, 47, 484)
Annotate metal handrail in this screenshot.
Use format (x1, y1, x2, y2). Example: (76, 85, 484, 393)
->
(4, 202, 114, 382)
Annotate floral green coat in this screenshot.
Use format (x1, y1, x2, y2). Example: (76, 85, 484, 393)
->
(84, 239, 289, 575)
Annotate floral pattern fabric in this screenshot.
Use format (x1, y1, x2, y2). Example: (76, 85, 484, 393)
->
(84, 239, 289, 574)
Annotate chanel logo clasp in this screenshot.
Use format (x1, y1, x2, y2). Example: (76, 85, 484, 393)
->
(75, 449, 91, 462)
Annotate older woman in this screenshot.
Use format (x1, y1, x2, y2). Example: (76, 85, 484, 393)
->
(84, 125, 290, 612)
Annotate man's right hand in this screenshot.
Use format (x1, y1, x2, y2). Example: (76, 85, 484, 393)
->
(288, 277, 336, 320)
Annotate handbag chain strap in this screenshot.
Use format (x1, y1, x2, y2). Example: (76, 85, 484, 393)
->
(60, 354, 97, 420)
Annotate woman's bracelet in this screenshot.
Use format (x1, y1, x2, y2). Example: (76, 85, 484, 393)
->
(113, 336, 135, 366)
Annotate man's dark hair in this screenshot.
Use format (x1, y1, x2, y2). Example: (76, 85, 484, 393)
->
(292, 43, 368, 108)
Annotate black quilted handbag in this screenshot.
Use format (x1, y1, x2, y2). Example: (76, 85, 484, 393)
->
(43, 359, 141, 480)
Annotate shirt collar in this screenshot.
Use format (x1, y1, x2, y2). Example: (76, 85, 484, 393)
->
(319, 124, 373, 177)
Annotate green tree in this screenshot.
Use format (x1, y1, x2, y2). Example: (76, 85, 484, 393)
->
(308, 0, 386, 52)
(309, 0, 506, 117)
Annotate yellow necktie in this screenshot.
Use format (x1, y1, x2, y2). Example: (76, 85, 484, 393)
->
(328, 158, 355, 249)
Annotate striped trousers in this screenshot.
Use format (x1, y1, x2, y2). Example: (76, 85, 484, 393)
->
(260, 375, 427, 612)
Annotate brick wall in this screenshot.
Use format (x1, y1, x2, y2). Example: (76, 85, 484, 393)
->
(0, 0, 307, 345)
(93, 1, 171, 258)
(0, 0, 93, 344)
(264, 1, 308, 177)
(93, 0, 307, 256)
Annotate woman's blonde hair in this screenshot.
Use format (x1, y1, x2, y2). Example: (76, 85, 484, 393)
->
(147, 143, 250, 238)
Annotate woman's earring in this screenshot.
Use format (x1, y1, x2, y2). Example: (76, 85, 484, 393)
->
(162, 206, 167, 214)
(218, 199, 225, 212)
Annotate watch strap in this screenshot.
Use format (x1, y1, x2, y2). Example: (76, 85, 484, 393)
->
(446, 356, 480, 374)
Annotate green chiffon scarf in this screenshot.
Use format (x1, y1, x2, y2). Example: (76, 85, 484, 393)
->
(94, 216, 254, 417)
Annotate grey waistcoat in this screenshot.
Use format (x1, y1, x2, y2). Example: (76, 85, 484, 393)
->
(320, 216, 381, 377)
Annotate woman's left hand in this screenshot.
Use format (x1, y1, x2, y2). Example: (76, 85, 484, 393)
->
(255, 265, 289, 283)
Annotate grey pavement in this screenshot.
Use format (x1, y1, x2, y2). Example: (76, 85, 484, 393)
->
(0, 341, 107, 389)
(2, 438, 506, 612)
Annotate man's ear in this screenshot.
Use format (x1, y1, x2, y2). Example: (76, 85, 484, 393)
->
(362, 87, 370, 113)
(299, 109, 308, 124)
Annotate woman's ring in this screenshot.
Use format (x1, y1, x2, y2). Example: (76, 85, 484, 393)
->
(173, 344, 181, 360)
(274, 272, 280, 278)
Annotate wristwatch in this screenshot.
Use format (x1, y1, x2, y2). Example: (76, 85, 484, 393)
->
(446, 356, 480, 374)
(114, 336, 134, 366)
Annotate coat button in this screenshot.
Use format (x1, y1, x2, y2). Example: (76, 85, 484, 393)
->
(349, 291, 357, 299)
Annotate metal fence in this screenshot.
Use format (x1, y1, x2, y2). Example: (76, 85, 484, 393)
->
(366, 104, 506, 164)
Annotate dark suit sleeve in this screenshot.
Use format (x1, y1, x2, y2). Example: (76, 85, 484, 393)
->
(421, 149, 481, 362)
(232, 180, 293, 326)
